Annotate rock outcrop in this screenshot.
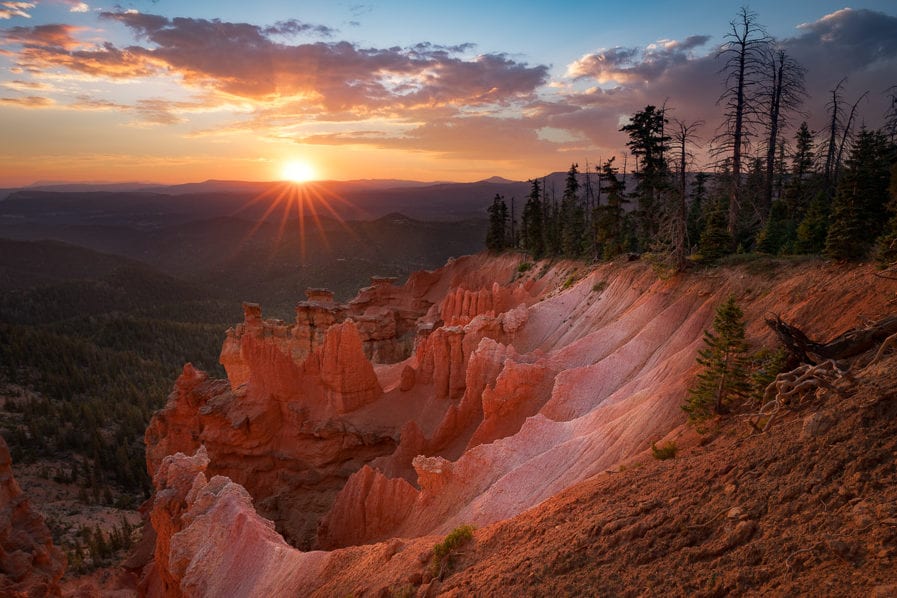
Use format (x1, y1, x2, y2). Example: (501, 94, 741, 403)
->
(142, 447, 328, 598)
(0, 435, 65, 597)
(141, 254, 897, 595)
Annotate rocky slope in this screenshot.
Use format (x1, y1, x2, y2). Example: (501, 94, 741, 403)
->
(0, 435, 66, 597)
(133, 253, 897, 596)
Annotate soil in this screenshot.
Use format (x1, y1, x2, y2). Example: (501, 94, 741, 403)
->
(427, 352, 897, 597)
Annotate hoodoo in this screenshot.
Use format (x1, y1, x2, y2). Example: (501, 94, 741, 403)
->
(137, 254, 897, 595)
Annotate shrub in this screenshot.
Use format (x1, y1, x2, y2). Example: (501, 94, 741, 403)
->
(562, 275, 577, 289)
(517, 261, 534, 273)
(651, 441, 678, 460)
(429, 525, 474, 578)
(591, 280, 607, 293)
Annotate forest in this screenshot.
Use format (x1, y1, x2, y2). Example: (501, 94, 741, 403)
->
(0, 247, 234, 504)
(486, 8, 897, 271)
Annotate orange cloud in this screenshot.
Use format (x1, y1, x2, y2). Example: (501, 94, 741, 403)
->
(0, 2, 34, 20)
(2, 13, 547, 117)
(0, 94, 53, 106)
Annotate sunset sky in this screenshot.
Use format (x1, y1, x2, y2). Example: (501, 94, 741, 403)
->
(1, 1, 896, 185)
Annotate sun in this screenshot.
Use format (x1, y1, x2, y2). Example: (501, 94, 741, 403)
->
(281, 160, 317, 183)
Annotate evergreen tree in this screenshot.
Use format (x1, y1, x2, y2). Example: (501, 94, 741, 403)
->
(698, 196, 733, 260)
(683, 295, 750, 422)
(521, 179, 545, 259)
(795, 188, 830, 254)
(560, 163, 587, 257)
(755, 198, 795, 254)
(542, 181, 562, 256)
(876, 162, 897, 265)
(824, 129, 894, 261)
(485, 194, 509, 252)
(621, 105, 671, 249)
(594, 157, 627, 260)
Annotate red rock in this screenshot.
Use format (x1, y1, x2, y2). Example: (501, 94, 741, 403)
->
(316, 465, 417, 550)
(399, 365, 416, 391)
(0, 435, 65, 597)
(318, 320, 383, 413)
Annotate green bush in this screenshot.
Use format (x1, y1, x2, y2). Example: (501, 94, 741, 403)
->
(591, 280, 607, 293)
(517, 261, 534, 273)
(651, 441, 677, 460)
(429, 525, 474, 578)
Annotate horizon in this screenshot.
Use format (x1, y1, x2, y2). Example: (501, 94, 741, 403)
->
(1, 1, 896, 186)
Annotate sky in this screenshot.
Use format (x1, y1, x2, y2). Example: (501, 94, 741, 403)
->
(1, 0, 896, 185)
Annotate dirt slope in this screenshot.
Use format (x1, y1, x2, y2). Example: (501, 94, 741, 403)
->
(436, 353, 897, 597)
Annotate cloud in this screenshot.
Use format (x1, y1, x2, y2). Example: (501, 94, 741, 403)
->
(0, 2, 35, 19)
(550, 9, 897, 165)
(566, 35, 710, 84)
(263, 19, 335, 38)
(0, 94, 53, 106)
(788, 8, 897, 79)
(2, 23, 84, 49)
(68, 2, 89, 13)
(2, 12, 547, 117)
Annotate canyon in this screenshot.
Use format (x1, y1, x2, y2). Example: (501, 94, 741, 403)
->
(4, 253, 897, 596)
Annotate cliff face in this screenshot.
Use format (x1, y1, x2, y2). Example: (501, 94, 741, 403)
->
(0, 435, 65, 597)
(142, 254, 897, 594)
(145, 254, 540, 549)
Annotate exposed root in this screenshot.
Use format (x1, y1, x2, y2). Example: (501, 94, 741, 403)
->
(860, 331, 897, 371)
(746, 360, 854, 433)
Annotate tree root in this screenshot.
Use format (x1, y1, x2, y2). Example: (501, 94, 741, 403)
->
(745, 360, 853, 433)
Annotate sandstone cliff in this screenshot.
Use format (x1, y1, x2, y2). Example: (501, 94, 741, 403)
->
(0, 435, 65, 597)
(141, 254, 897, 595)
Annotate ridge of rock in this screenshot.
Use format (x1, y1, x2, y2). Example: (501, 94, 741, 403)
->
(141, 254, 897, 595)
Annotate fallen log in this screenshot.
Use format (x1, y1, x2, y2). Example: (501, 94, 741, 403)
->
(766, 314, 897, 364)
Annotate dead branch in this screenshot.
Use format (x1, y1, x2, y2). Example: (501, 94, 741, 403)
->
(766, 314, 897, 363)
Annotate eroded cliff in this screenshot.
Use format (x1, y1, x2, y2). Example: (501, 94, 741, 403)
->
(141, 254, 897, 595)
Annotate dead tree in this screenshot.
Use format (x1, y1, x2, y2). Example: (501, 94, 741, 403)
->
(715, 6, 770, 238)
(672, 118, 703, 269)
(823, 79, 846, 185)
(761, 47, 806, 216)
(766, 314, 897, 364)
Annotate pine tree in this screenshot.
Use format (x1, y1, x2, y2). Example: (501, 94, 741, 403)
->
(824, 129, 893, 261)
(698, 197, 733, 260)
(521, 179, 545, 259)
(560, 163, 587, 257)
(795, 188, 830, 254)
(683, 295, 750, 422)
(621, 105, 671, 249)
(876, 162, 897, 265)
(485, 194, 509, 252)
(594, 157, 627, 260)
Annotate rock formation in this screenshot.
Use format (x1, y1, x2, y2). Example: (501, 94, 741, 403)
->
(0, 435, 65, 597)
(140, 254, 897, 595)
